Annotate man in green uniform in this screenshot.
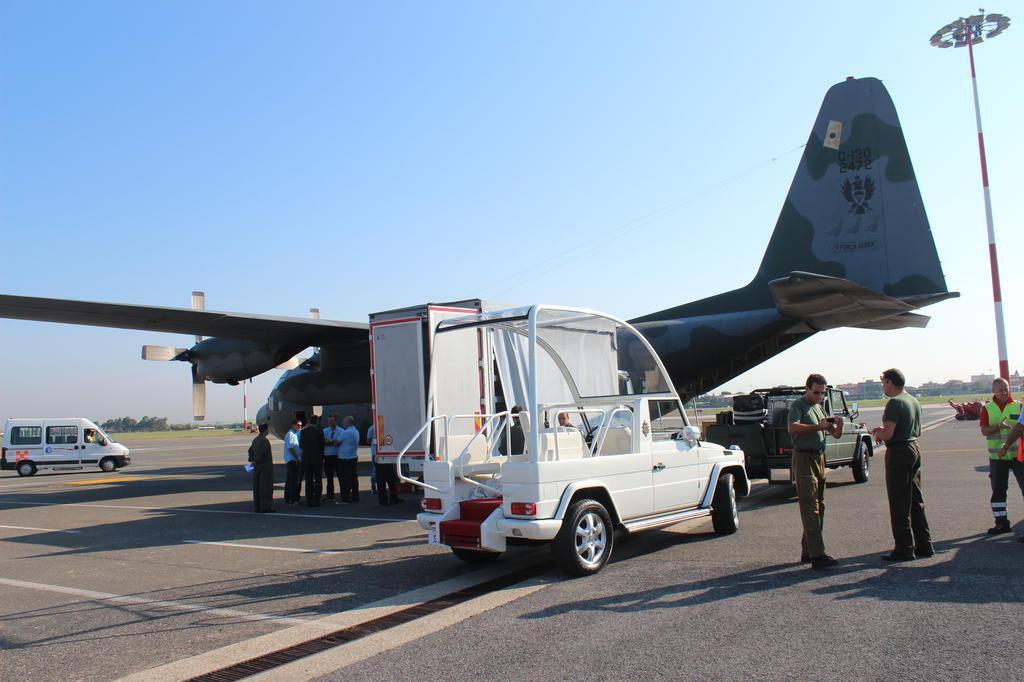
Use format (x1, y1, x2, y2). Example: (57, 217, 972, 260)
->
(248, 422, 275, 513)
(788, 373, 844, 569)
(871, 368, 932, 561)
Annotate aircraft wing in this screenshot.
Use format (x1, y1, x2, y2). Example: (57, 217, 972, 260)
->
(769, 272, 932, 331)
(0, 294, 368, 345)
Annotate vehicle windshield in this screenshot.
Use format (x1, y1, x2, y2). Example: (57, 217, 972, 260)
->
(438, 305, 674, 409)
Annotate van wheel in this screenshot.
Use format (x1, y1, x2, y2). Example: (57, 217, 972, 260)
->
(552, 499, 614, 577)
(711, 473, 739, 535)
(851, 440, 869, 483)
(17, 461, 37, 477)
(100, 458, 117, 473)
(451, 547, 501, 563)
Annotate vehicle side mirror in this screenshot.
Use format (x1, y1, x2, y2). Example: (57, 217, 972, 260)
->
(850, 402, 859, 419)
(100, 437, 108, 446)
(677, 425, 701, 444)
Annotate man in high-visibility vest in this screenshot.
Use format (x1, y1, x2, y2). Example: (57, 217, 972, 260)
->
(985, 378, 1024, 538)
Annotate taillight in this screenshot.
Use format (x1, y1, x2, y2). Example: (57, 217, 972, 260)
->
(510, 502, 536, 516)
(778, 447, 792, 456)
(1, 447, 6, 461)
(421, 497, 442, 512)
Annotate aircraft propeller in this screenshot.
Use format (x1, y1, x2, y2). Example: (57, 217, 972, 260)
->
(140, 291, 208, 420)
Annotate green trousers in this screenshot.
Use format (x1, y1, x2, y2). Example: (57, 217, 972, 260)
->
(884, 441, 932, 554)
(252, 463, 274, 512)
(792, 449, 826, 558)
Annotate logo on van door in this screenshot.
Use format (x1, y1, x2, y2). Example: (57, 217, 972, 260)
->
(45, 446, 53, 454)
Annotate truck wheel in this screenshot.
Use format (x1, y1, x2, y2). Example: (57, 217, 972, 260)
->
(17, 461, 36, 477)
(451, 547, 501, 563)
(553, 499, 614, 577)
(100, 458, 118, 473)
(711, 473, 739, 535)
(851, 439, 869, 484)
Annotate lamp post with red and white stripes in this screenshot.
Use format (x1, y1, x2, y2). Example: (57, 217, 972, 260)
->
(930, 11, 1012, 380)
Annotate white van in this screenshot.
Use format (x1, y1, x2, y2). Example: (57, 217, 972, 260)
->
(1, 418, 131, 477)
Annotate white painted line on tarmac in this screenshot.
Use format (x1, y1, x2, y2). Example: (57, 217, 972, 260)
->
(252, 576, 552, 681)
(0, 499, 415, 523)
(0, 577, 312, 626)
(185, 540, 344, 555)
(119, 551, 549, 682)
(0, 524, 81, 534)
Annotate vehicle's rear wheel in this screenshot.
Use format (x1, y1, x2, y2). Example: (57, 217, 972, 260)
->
(17, 461, 36, 477)
(100, 458, 117, 473)
(711, 473, 739, 535)
(553, 498, 614, 576)
(851, 439, 869, 483)
(451, 547, 501, 564)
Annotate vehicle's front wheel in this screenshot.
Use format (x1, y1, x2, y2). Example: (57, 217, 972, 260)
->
(711, 473, 739, 535)
(17, 461, 36, 477)
(451, 547, 501, 563)
(553, 498, 614, 576)
(100, 458, 118, 473)
(851, 439, 870, 483)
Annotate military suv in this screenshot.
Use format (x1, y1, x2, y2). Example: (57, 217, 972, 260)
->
(703, 386, 872, 485)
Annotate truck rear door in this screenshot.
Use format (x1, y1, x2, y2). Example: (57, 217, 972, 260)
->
(371, 316, 428, 462)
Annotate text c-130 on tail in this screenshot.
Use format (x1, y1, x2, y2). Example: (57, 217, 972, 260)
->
(0, 77, 957, 438)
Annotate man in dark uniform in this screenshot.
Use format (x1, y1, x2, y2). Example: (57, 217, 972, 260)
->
(872, 368, 934, 561)
(299, 414, 325, 507)
(247, 423, 275, 513)
(787, 373, 843, 569)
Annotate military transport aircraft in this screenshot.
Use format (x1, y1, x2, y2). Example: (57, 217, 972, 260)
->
(0, 76, 956, 438)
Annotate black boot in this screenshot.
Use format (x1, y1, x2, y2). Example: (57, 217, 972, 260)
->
(988, 520, 1012, 535)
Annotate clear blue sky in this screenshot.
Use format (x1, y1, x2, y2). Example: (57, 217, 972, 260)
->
(1, 2, 1021, 422)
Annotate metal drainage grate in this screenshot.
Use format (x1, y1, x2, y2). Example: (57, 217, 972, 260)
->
(187, 562, 549, 682)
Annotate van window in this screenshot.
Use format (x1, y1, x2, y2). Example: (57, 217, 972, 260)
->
(46, 425, 78, 445)
(11, 426, 43, 445)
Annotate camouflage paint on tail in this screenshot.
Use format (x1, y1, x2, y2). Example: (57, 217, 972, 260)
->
(630, 76, 957, 401)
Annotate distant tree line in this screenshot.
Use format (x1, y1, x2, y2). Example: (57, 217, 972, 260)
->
(98, 417, 245, 433)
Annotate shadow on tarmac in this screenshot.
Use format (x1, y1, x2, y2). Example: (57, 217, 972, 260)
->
(521, 532, 1024, 621)
(0, 462, 424, 556)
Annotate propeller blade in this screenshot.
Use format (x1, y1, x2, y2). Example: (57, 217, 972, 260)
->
(191, 365, 206, 421)
(141, 345, 187, 361)
(276, 356, 301, 370)
(191, 291, 205, 344)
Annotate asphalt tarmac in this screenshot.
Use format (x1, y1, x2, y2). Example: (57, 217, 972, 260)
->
(3, 405, 1021, 681)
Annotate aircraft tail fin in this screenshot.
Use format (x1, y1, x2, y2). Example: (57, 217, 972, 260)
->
(756, 76, 953, 303)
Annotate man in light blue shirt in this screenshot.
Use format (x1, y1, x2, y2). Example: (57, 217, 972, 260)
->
(283, 420, 303, 504)
(323, 414, 343, 500)
(336, 416, 361, 503)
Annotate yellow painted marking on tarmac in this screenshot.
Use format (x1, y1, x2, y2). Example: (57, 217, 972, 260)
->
(63, 475, 184, 486)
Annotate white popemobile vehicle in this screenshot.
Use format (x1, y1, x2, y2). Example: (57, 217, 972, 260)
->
(2, 417, 131, 476)
(401, 305, 749, 576)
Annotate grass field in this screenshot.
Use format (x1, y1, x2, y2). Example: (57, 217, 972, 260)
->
(111, 428, 247, 443)
(853, 393, 989, 408)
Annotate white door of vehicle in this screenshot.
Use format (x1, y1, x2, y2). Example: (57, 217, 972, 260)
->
(586, 405, 653, 520)
(43, 424, 80, 468)
(80, 424, 108, 467)
(646, 399, 701, 511)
